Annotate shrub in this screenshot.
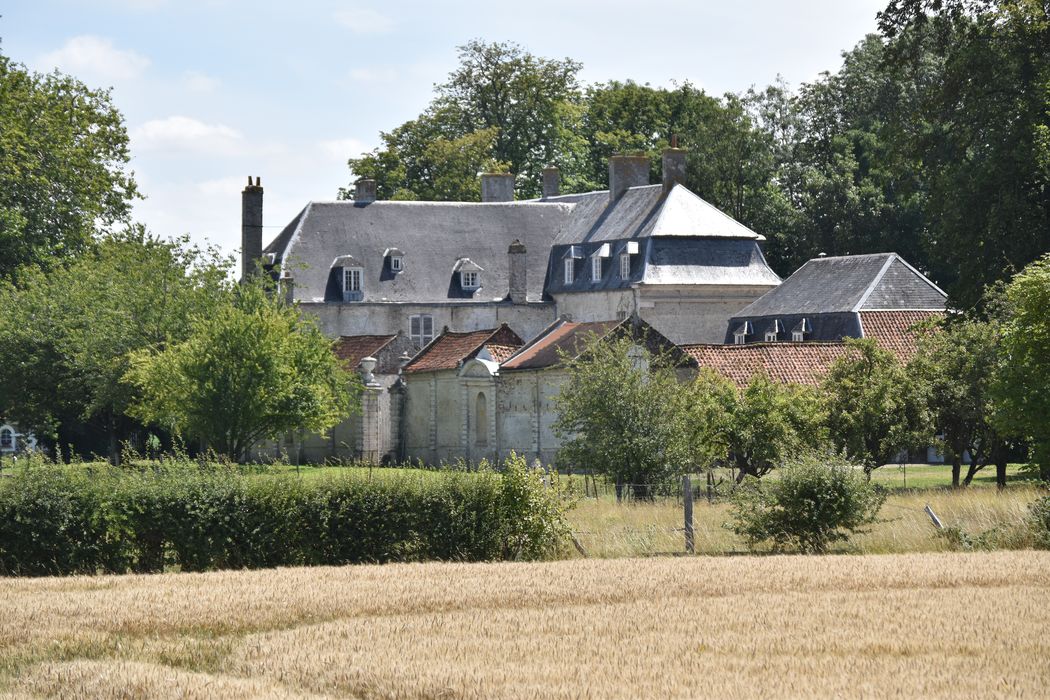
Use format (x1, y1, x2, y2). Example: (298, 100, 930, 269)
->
(728, 451, 886, 554)
(0, 457, 573, 576)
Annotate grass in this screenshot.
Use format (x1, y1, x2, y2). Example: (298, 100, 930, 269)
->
(567, 485, 1045, 558)
(1, 551, 1047, 698)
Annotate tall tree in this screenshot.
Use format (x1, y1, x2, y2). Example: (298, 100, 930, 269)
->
(0, 48, 138, 279)
(878, 0, 1050, 309)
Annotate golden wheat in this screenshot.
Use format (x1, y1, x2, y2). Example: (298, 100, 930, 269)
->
(1, 551, 1047, 698)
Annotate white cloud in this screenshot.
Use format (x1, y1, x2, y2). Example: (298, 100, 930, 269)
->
(348, 67, 398, 83)
(132, 116, 243, 154)
(196, 176, 250, 198)
(333, 7, 394, 34)
(319, 138, 372, 163)
(38, 36, 150, 82)
(182, 71, 220, 93)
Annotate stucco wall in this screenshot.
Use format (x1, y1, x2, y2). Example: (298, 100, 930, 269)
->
(301, 301, 556, 347)
(636, 286, 777, 344)
(494, 369, 568, 467)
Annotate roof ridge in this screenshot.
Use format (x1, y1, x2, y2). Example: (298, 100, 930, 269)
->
(852, 253, 898, 312)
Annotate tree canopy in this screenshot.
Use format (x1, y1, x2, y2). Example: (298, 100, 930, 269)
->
(0, 48, 139, 280)
(126, 278, 360, 463)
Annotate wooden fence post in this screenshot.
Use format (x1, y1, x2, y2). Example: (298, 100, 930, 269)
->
(683, 475, 694, 554)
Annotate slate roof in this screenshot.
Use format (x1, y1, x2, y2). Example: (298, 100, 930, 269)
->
(682, 342, 849, 386)
(264, 182, 781, 305)
(548, 184, 765, 244)
(731, 253, 946, 318)
(267, 201, 571, 304)
(859, 310, 940, 361)
(333, 334, 397, 369)
(402, 325, 523, 374)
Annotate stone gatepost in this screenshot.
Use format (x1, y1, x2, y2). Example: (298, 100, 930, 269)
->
(357, 357, 383, 463)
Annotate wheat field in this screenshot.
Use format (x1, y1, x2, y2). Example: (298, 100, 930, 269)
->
(1, 551, 1047, 698)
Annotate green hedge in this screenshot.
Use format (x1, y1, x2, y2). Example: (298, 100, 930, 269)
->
(0, 454, 570, 576)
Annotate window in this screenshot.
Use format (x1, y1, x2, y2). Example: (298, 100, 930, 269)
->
(564, 258, 575, 284)
(734, 333, 746, 345)
(0, 428, 13, 451)
(390, 256, 403, 271)
(792, 331, 804, 342)
(343, 267, 362, 293)
(461, 270, 479, 290)
(620, 253, 631, 279)
(764, 331, 778, 343)
(475, 393, 488, 446)
(591, 256, 602, 280)
(410, 314, 434, 348)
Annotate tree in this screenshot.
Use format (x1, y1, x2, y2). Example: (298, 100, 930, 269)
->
(126, 278, 359, 463)
(0, 230, 229, 460)
(344, 41, 582, 200)
(878, 0, 1050, 309)
(728, 450, 886, 554)
(0, 48, 138, 280)
(823, 338, 932, 473)
(910, 316, 1009, 487)
(553, 335, 692, 499)
(686, 371, 827, 481)
(992, 254, 1050, 480)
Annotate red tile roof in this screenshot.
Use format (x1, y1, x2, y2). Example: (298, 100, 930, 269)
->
(501, 320, 623, 370)
(485, 344, 520, 363)
(859, 310, 942, 361)
(403, 325, 523, 373)
(681, 342, 850, 387)
(333, 334, 397, 370)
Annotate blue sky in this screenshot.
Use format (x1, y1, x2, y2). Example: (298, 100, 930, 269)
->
(3, 0, 886, 257)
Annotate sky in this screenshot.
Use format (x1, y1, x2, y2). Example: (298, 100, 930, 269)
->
(3, 0, 886, 258)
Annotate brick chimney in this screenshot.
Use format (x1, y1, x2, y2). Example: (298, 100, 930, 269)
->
(608, 155, 649, 202)
(662, 142, 687, 192)
(241, 176, 263, 279)
(508, 239, 527, 304)
(354, 177, 377, 204)
(481, 173, 515, 202)
(542, 165, 561, 199)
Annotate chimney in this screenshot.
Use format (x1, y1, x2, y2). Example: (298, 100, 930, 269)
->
(608, 155, 649, 202)
(508, 239, 527, 304)
(280, 271, 294, 304)
(542, 165, 561, 199)
(354, 177, 376, 204)
(662, 140, 687, 192)
(481, 173, 515, 202)
(241, 176, 263, 279)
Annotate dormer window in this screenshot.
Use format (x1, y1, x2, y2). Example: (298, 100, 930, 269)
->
(562, 246, 582, 285)
(764, 320, 784, 343)
(453, 257, 483, 294)
(733, 321, 753, 345)
(620, 241, 638, 280)
(384, 247, 405, 273)
(791, 318, 812, 343)
(590, 243, 609, 281)
(331, 254, 364, 301)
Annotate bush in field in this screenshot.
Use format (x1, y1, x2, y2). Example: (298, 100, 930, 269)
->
(0, 456, 572, 576)
(728, 451, 886, 554)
